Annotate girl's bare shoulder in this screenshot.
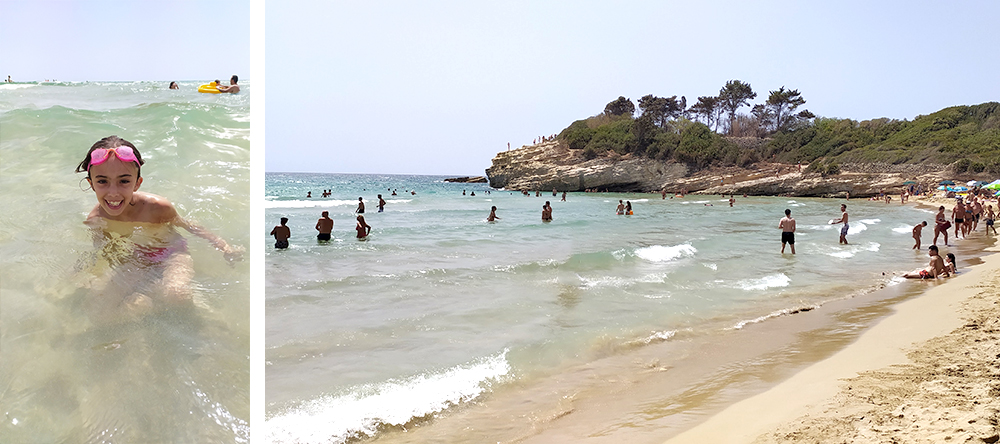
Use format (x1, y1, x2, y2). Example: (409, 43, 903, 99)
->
(135, 192, 179, 223)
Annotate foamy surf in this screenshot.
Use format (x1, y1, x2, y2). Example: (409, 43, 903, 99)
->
(634, 244, 697, 262)
(265, 351, 511, 444)
(732, 273, 791, 291)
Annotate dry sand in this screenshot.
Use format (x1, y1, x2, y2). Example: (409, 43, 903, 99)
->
(665, 247, 1000, 443)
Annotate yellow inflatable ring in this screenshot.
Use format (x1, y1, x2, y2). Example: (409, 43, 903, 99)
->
(198, 82, 221, 94)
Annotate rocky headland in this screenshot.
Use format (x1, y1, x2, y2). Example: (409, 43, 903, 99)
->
(485, 141, 993, 198)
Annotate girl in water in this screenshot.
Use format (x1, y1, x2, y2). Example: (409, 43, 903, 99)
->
(76, 136, 243, 322)
(356, 215, 371, 239)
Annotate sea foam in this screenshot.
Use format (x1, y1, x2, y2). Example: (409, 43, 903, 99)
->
(634, 244, 697, 262)
(265, 351, 511, 444)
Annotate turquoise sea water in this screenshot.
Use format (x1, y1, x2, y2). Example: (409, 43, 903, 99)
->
(264, 172, 945, 443)
(0, 81, 250, 442)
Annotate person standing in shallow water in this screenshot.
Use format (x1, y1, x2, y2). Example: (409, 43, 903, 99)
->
(315, 211, 333, 241)
(356, 215, 371, 239)
(487, 206, 500, 222)
(377, 194, 386, 213)
(542, 201, 553, 222)
(830, 204, 849, 244)
(912, 221, 927, 250)
(356, 197, 365, 214)
(271, 217, 291, 249)
(779, 208, 796, 254)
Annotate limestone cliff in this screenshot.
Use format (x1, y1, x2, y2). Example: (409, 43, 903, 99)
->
(484, 143, 989, 197)
(485, 142, 688, 192)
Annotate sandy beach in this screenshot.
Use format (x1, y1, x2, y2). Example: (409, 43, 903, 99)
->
(666, 213, 1000, 444)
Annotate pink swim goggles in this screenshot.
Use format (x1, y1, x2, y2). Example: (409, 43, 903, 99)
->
(88, 146, 140, 170)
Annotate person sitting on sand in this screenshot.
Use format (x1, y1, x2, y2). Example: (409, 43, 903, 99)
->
(271, 217, 291, 249)
(912, 221, 927, 250)
(830, 204, 849, 244)
(944, 253, 957, 275)
(779, 209, 796, 254)
(355, 215, 371, 239)
(616, 200, 625, 215)
(487, 206, 500, 222)
(315, 211, 333, 241)
(933, 206, 950, 246)
(903, 245, 948, 279)
(215, 75, 240, 94)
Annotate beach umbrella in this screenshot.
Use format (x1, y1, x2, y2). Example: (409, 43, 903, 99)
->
(967, 180, 979, 186)
(985, 181, 1000, 190)
(902, 180, 917, 185)
(939, 180, 955, 185)
(954, 186, 968, 192)
(937, 186, 947, 190)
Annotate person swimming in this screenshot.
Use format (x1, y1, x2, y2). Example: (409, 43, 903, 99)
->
(76, 135, 243, 323)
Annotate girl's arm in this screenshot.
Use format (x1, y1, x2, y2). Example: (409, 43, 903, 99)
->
(173, 215, 244, 263)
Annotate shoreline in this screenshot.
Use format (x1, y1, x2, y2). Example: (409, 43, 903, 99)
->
(664, 241, 1000, 442)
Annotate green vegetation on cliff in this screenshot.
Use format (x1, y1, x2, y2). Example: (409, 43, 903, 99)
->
(558, 91, 1000, 174)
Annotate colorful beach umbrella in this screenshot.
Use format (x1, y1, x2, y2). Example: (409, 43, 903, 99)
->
(902, 180, 917, 185)
(939, 180, 955, 185)
(985, 181, 1000, 190)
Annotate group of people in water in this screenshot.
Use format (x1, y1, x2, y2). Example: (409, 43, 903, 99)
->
(168, 75, 241, 93)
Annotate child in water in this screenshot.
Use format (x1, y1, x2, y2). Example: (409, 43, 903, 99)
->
(76, 136, 243, 322)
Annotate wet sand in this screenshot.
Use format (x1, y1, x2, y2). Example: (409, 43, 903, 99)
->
(666, 245, 1000, 443)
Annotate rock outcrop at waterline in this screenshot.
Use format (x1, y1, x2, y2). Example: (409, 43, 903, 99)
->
(443, 176, 488, 183)
(485, 142, 688, 192)
(484, 142, 988, 197)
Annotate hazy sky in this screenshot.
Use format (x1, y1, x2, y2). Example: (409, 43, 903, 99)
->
(0, 0, 251, 82)
(265, 0, 998, 176)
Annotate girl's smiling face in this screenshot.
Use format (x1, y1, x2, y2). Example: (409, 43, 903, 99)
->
(87, 156, 143, 217)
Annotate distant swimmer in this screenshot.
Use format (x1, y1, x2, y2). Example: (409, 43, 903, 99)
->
(625, 201, 633, 215)
(356, 197, 365, 214)
(470, 191, 476, 196)
(542, 201, 553, 222)
(487, 206, 500, 222)
(779, 208, 796, 254)
(729, 197, 735, 207)
(355, 215, 371, 239)
(903, 245, 948, 279)
(912, 221, 927, 250)
(616, 200, 625, 215)
(378, 194, 386, 212)
(661, 189, 667, 200)
(933, 205, 950, 246)
(271, 217, 291, 249)
(216, 75, 240, 93)
(316, 211, 333, 241)
(561, 191, 566, 201)
(169, 81, 179, 89)
(306, 191, 312, 198)
(830, 204, 849, 244)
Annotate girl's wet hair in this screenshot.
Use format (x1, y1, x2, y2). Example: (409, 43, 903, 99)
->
(75, 135, 145, 178)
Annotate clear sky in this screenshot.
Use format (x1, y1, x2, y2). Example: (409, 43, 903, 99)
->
(265, 0, 999, 176)
(0, 0, 251, 82)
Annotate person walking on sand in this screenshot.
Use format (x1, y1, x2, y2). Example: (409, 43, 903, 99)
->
(355, 215, 371, 239)
(542, 201, 553, 222)
(377, 194, 386, 213)
(830, 204, 849, 244)
(912, 221, 927, 250)
(933, 206, 950, 246)
(271, 217, 291, 249)
(487, 206, 500, 222)
(356, 197, 365, 214)
(779, 209, 796, 254)
(316, 211, 333, 241)
(985, 205, 997, 235)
